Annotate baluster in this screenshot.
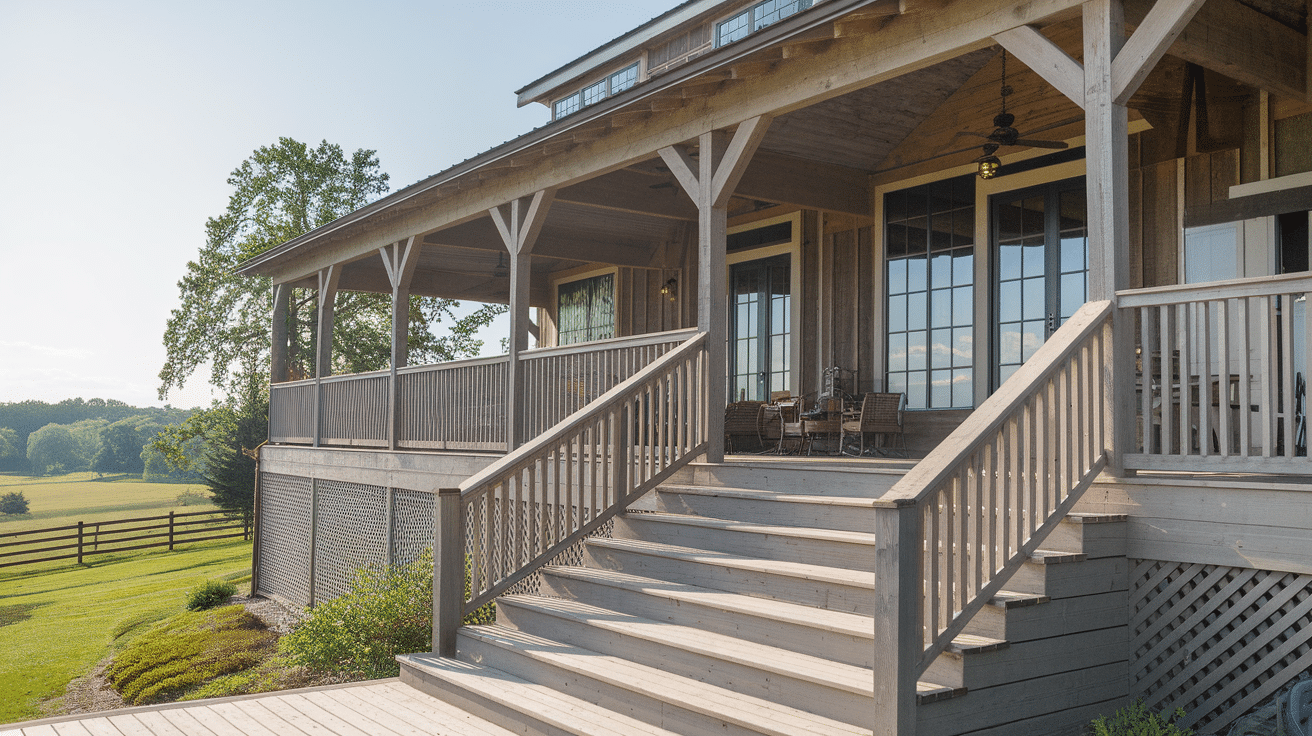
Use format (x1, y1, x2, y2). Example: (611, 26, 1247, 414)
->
(1199, 301, 1212, 457)
(1159, 306, 1172, 454)
(1261, 296, 1276, 457)
(1282, 293, 1295, 458)
(1238, 298, 1252, 457)
(1000, 418, 1011, 568)
(1217, 300, 1231, 457)
(1305, 289, 1312, 463)
(926, 497, 939, 637)
(943, 476, 955, 629)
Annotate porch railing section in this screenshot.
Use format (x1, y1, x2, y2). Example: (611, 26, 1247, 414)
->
(431, 332, 709, 655)
(1118, 273, 1312, 473)
(520, 329, 696, 437)
(397, 356, 508, 451)
(267, 329, 693, 452)
(873, 300, 1113, 731)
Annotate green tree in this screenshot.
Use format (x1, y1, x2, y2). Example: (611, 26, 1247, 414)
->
(150, 385, 265, 521)
(26, 424, 79, 475)
(0, 428, 18, 463)
(0, 491, 28, 515)
(158, 137, 504, 401)
(92, 418, 149, 475)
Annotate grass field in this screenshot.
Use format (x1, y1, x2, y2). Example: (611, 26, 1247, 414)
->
(0, 538, 253, 724)
(0, 472, 214, 534)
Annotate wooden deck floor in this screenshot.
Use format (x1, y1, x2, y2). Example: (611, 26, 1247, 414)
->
(1, 680, 519, 736)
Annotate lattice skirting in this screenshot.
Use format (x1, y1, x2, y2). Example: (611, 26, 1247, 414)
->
(256, 472, 436, 607)
(1130, 559, 1312, 733)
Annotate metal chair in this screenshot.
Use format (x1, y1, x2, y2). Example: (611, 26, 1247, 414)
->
(843, 392, 907, 457)
(724, 400, 766, 454)
(772, 398, 806, 454)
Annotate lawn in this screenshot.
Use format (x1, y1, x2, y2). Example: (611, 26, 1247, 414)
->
(0, 472, 214, 534)
(0, 538, 253, 724)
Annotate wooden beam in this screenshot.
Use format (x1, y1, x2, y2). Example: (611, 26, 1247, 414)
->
(257, 0, 1089, 284)
(271, 283, 290, 383)
(315, 265, 340, 379)
(994, 25, 1086, 108)
(1111, 0, 1206, 105)
(735, 150, 872, 217)
(711, 115, 774, 208)
(557, 170, 699, 221)
(659, 145, 701, 203)
(1125, 0, 1306, 103)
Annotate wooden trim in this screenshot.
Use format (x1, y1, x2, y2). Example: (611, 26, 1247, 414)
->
(395, 354, 510, 375)
(1183, 184, 1312, 228)
(1116, 271, 1312, 307)
(1111, 0, 1207, 106)
(520, 328, 696, 361)
(993, 24, 1085, 109)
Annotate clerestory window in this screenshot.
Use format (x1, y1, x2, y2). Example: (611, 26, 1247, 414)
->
(552, 62, 641, 120)
(716, 0, 815, 47)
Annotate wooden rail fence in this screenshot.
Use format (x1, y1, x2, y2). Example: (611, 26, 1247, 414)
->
(0, 510, 250, 569)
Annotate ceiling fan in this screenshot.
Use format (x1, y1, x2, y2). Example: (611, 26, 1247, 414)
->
(964, 49, 1069, 178)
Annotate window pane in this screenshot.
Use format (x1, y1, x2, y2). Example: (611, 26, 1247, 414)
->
(553, 93, 580, 118)
(952, 327, 973, 368)
(953, 249, 973, 287)
(952, 369, 973, 407)
(557, 274, 614, 345)
(953, 285, 973, 327)
(931, 252, 951, 290)
(717, 11, 750, 45)
(931, 289, 951, 328)
(930, 369, 952, 408)
(907, 331, 927, 371)
(609, 63, 639, 94)
(930, 329, 952, 368)
(582, 80, 606, 107)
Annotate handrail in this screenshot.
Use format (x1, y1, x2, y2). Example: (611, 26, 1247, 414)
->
(432, 331, 709, 655)
(519, 328, 698, 361)
(1117, 272, 1312, 307)
(396, 353, 509, 376)
(880, 299, 1115, 685)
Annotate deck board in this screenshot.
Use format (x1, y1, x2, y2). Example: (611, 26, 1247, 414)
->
(2, 682, 524, 736)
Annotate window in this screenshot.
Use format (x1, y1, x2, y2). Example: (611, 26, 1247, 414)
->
(716, 0, 814, 47)
(551, 62, 641, 120)
(886, 176, 976, 410)
(557, 274, 615, 345)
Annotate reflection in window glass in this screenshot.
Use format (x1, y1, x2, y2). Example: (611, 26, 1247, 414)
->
(553, 93, 580, 119)
(716, 0, 814, 46)
(553, 62, 640, 120)
(558, 274, 614, 346)
(885, 175, 975, 410)
(582, 80, 607, 107)
(610, 64, 639, 94)
(717, 11, 750, 45)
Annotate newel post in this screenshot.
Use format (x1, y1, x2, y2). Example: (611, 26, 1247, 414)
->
(872, 500, 921, 735)
(433, 487, 465, 657)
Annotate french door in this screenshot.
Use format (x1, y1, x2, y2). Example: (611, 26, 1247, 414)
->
(993, 179, 1088, 387)
(729, 255, 791, 402)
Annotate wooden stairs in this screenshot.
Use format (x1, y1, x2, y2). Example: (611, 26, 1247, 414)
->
(398, 460, 1130, 736)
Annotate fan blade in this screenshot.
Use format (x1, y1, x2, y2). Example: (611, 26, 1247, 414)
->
(955, 131, 993, 139)
(1013, 139, 1069, 149)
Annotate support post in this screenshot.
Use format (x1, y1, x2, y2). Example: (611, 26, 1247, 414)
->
(1085, 0, 1135, 475)
(313, 266, 339, 448)
(271, 283, 290, 383)
(77, 521, 84, 565)
(433, 487, 465, 658)
(491, 190, 555, 450)
(308, 478, 319, 608)
(872, 501, 922, 736)
(380, 237, 420, 450)
(168, 511, 175, 551)
(658, 116, 772, 463)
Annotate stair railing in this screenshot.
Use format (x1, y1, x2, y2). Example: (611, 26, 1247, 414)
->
(432, 332, 709, 655)
(872, 299, 1115, 733)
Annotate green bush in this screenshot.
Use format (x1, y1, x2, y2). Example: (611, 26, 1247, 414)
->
(106, 606, 276, 705)
(186, 580, 237, 611)
(1090, 700, 1194, 736)
(280, 550, 492, 680)
(0, 491, 29, 515)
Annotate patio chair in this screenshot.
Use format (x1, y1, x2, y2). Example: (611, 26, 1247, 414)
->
(761, 397, 805, 454)
(724, 400, 766, 454)
(843, 392, 907, 457)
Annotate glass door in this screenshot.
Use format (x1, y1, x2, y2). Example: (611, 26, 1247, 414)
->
(729, 255, 791, 401)
(993, 179, 1088, 387)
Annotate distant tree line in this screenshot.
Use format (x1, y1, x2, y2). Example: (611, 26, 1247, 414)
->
(0, 399, 194, 476)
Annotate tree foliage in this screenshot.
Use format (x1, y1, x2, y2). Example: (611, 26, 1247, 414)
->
(0, 428, 18, 463)
(0, 400, 191, 473)
(158, 137, 505, 401)
(0, 491, 29, 515)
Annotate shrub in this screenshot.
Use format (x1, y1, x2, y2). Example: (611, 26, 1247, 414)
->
(1090, 700, 1193, 736)
(0, 491, 29, 515)
(175, 490, 208, 506)
(280, 550, 493, 680)
(106, 606, 276, 705)
(186, 580, 237, 611)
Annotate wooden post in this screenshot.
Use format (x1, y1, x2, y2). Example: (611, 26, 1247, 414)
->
(385, 487, 396, 567)
(658, 116, 772, 463)
(308, 478, 319, 609)
(380, 238, 420, 450)
(271, 283, 290, 384)
(433, 487, 465, 657)
(168, 511, 175, 551)
(77, 521, 84, 565)
(313, 266, 339, 449)
(491, 190, 555, 450)
(250, 459, 262, 596)
(872, 501, 922, 736)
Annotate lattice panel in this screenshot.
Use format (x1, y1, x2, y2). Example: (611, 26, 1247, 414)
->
(1130, 559, 1312, 733)
(256, 473, 313, 607)
(507, 512, 614, 598)
(313, 480, 389, 603)
(392, 489, 434, 566)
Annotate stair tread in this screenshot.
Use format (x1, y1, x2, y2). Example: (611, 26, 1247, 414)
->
(623, 511, 879, 544)
(460, 625, 873, 736)
(402, 655, 683, 736)
(543, 564, 875, 638)
(1065, 512, 1129, 524)
(499, 593, 874, 694)
(947, 633, 1009, 653)
(988, 590, 1051, 609)
(1030, 549, 1089, 564)
(587, 536, 876, 589)
(659, 483, 881, 506)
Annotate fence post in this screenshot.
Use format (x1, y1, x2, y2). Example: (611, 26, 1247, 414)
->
(385, 487, 396, 567)
(433, 487, 465, 658)
(308, 478, 319, 609)
(77, 521, 84, 565)
(168, 511, 176, 551)
(872, 500, 921, 736)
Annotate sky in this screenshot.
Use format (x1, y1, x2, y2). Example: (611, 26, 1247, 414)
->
(0, 0, 674, 409)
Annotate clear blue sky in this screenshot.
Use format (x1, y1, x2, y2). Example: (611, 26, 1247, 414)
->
(0, 0, 673, 408)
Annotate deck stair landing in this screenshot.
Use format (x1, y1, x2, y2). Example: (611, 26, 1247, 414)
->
(400, 461, 1131, 736)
